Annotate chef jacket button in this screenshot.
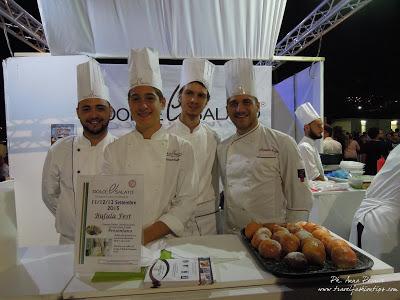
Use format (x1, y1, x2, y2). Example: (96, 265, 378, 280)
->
(77, 148, 80, 152)
(77, 170, 81, 174)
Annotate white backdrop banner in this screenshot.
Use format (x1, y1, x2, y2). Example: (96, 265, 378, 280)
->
(38, 0, 286, 59)
(3, 55, 271, 246)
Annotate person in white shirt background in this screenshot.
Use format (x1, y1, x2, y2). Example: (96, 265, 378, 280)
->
(167, 58, 220, 235)
(217, 59, 313, 233)
(349, 144, 400, 271)
(322, 124, 342, 155)
(295, 102, 326, 181)
(42, 59, 116, 244)
(102, 48, 198, 245)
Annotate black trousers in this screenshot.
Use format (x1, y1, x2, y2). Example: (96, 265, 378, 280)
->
(357, 222, 364, 248)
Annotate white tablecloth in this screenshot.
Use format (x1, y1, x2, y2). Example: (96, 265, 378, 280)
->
(310, 189, 366, 240)
(63, 234, 394, 299)
(0, 244, 74, 299)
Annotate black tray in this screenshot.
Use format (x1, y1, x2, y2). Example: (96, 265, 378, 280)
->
(240, 229, 374, 278)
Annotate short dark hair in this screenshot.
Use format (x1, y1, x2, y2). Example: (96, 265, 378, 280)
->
(367, 127, 379, 139)
(178, 81, 210, 101)
(324, 124, 333, 136)
(127, 86, 164, 100)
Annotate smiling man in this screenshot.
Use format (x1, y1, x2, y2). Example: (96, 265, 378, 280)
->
(217, 59, 312, 233)
(167, 58, 220, 235)
(295, 102, 325, 181)
(102, 48, 198, 245)
(42, 59, 116, 244)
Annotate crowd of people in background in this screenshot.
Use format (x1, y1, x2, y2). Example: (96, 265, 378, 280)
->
(323, 125, 399, 175)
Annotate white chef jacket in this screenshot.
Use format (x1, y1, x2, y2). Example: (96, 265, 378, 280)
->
(217, 124, 312, 233)
(42, 132, 116, 243)
(298, 136, 325, 181)
(167, 118, 219, 235)
(102, 127, 198, 238)
(323, 137, 342, 155)
(349, 145, 400, 271)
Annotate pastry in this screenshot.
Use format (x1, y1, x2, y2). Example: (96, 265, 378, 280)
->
(331, 245, 357, 269)
(245, 222, 262, 239)
(251, 232, 270, 249)
(286, 223, 303, 233)
(258, 238, 282, 260)
(302, 237, 326, 266)
(283, 252, 308, 270)
(295, 229, 313, 243)
(271, 230, 289, 244)
(254, 227, 272, 238)
(312, 228, 331, 241)
(280, 233, 300, 254)
(326, 238, 349, 256)
(302, 222, 319, 233)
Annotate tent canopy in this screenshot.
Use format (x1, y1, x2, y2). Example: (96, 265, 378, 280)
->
(37, 0, 286, 59)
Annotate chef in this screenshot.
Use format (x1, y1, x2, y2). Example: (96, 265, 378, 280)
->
(217, 58, 312, 233)
(295, 102, 325, 181)
(42, 59, 116, 244)
(167, 58, 220, 235)
(102, 48, 198, 245)
(349, 145, 400, 271)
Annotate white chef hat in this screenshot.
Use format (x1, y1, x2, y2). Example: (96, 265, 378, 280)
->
(180, 58, 215, 92)
(224, 58, 256, 100)
(77, 59, 110, 103)
(295, 102, 321, 125)
(128, 47, 163, 93)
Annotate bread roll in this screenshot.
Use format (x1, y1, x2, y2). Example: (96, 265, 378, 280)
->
(251, 232, 270, 249)
(302, 237, 326, 266)
(295, 229, 313, 243)
(312, 228, 331, 241)
(258, 239, 282, 261)
(286, 223, 303, 234)
(245, 222, 262, 239)
(271, 230, 289, 244)
(302, 222, 319, 233)
(264, 223, 288, 233)
(254, 227, 272, 238)
(283, 252, 308, 270)
(320, 235, 334, 251)
(313, 225, 329, 233)
(331, 245, 357, 269)
(326, 238, 349, 256)
(295, 221, 307, 228)
(280, 233, 300, 254)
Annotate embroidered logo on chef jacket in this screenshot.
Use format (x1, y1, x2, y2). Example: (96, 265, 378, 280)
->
(297, 169, 306, 182)
(257, 148, 278, 158)
(166, 150, 182, 161)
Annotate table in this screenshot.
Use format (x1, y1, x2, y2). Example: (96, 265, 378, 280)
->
(63, 234, 394, 299)
(0, 245, 74, 300)
(310, 189, 366, 240)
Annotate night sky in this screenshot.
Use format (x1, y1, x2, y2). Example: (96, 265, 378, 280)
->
(275, 0, 400, 121)
(1, 0, 400, 142)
